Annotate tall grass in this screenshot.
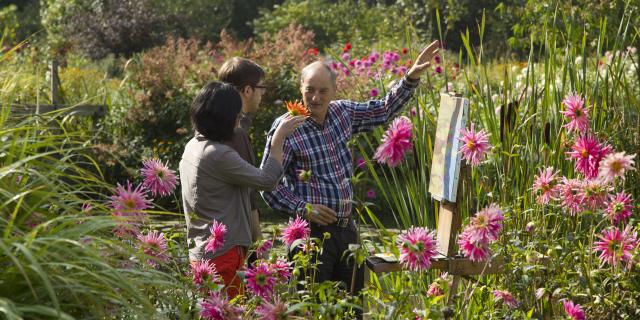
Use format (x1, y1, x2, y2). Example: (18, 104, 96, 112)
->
(0, 48, 194, 319)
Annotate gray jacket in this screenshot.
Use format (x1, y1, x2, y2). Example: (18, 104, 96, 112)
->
(179, 133, 283, 260)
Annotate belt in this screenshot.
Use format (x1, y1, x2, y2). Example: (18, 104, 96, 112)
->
(332, 216, 353, 229)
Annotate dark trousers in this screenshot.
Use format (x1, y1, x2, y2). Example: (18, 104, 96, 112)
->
(290, 221, 365, 318)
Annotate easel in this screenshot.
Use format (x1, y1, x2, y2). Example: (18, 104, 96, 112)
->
(365, 93, 503, 309)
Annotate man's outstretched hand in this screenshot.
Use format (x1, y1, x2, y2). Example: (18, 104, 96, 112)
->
(406, 40, 440, 81)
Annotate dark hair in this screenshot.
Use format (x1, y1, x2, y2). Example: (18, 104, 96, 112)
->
(190, 81, 242, 142)
(218, 57, 266, 88)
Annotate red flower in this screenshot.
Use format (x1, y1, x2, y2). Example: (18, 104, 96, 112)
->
(344, 43, 352, 52)
(285, 100, 311, 117)
(401, 48, 408, 55)
(307, 47, 319, 56)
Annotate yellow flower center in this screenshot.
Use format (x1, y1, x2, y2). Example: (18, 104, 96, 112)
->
(611, 161, 622, 173)
(124, 199, 136, 209)
(580, 148, 588, 158)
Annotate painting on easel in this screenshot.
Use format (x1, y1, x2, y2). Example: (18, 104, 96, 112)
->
(428, 93, 469, 203)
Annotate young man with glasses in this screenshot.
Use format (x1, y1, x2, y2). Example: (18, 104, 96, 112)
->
(218, 57, 267, 251)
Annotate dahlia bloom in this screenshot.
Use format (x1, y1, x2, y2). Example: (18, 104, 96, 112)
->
(204, 220, 227, 254)
(137, 230, 169, 267)
(255, 239, 273, 257)
(245, 261, 277, 298)
(285, 100, 310, 117)
(562, 300, 586, 320)
(255, 298, 291, 320)
(397, 227, 438, 271)
(270, 259, 291, 281)
(467, 204, 504, 243)
(199, 291, 243, 320)
(373, 116, 413, 167)
(427, 282, 443, 297)
(366, 188, 377, 199)
(593, 225, 638, 268)
(560, 93, 590, 134)
(281, 216, 310, 246)
(458, 229, 491, 262)
(577, 178, 610, 211)
(566, 135, 611, 179)
(532, 167, 560, 204)
(140, 158, 178, 197)
(190, 259, 218, 287)
(558, 178, 585, 215)
(110, 181, 151, 217)
(605, 192, 634, 225)
(459, 123, 491, 167)
(492, 289, 518, 309)
(598, 152, 636, 182)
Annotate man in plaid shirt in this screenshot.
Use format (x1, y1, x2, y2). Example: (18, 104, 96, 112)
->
(260, 40, 440, 308)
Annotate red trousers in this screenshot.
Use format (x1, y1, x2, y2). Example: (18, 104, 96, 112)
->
(210, 246, 246, 298)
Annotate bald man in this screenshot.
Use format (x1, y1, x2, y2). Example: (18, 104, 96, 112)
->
(260, 41, 440, 314)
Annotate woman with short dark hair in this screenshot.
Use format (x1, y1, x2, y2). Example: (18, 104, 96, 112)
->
(179, 81, 305, 297)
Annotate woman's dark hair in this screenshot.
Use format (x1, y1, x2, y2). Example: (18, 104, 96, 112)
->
(190, 81, 242, 141)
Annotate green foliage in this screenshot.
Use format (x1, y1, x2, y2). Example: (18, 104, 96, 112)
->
(254, 0, 412, 49)
(155, 0, 234, 43)
(508, 0, 640, 53)
(0, 4, 19, 44)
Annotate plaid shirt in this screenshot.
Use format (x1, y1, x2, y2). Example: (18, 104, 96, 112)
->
(260, 77, 419, 218)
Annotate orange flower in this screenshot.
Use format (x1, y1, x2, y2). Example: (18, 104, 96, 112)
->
(285, 100, 311, 117)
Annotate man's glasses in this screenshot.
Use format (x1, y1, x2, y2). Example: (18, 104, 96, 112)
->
(252, 85, 268, 90)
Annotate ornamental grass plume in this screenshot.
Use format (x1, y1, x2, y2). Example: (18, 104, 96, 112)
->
(280, 216, 310, 246)
(593, 225, 638, 268)
(140, 158, 178, 197)
(397, 227, 438, 271)
(373, 116, 413, 167)
(205, 220, 227, 254)
(532, 167, 561, 204)
(459, 123, 491, 167)
(137, 230, 169, 267)
(561, 93, 590, 134)
(605, 192, 634, 225)
(285, 100, 310, 117)
(566, 135, 611, 179)
(245, 261, 277, 298)
(598, 151, 636, 183)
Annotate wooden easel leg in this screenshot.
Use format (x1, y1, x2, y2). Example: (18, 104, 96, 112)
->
(448, 275, 460, 306)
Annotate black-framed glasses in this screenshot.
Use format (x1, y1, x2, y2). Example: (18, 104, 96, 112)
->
(252, 85, 268, 90)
